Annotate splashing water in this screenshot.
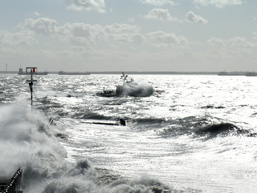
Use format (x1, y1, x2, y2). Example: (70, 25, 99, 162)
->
(3, 74, 257, 192)
(0, 101, 171, 193)
(116, 80, 154, 97)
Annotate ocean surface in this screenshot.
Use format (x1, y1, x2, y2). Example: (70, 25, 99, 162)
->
(1, 74, 257, 193)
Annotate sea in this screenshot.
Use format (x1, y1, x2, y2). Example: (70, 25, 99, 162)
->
(1, 73, 257, 193)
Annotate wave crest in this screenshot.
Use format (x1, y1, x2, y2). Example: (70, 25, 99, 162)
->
(116, 81, 154, 97)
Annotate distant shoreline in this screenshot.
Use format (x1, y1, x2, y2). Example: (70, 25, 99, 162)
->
(0, 71, 254, 76)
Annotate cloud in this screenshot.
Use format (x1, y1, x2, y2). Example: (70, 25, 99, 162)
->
(104, 24, 143, 44)
(65, 23, 103, 37)
(132, 34, 145, 45)
(66, 0, 105, 13)
(147, 31, 189, 47)
(145, 8, 177, 21)
(186, 11, 207, 24)
(128, 18, 135, 23)
(59, 23, 105, 45)
(58, 23, 142, 46)
(193, 0, 245, 8)
(0, 30, 36, 46)
(20, 16, 143, 47)
(206, 36, 257, 60)
(229, 36, 255, 49)
(141, 0, 175, 6)
(34, 12, 41, 16)
(104, 23, 140, 34)
(253, 32, 257, 41)
(208, 37, 226, 46)
(23, 18, 58, 35)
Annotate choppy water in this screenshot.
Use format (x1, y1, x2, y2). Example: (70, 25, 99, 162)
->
(1, 74, 257, 193)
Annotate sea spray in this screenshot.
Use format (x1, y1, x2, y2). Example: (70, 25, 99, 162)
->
(116, 80, 154, 97)
(0, 102, 172, 193)
(0, 102, 69, 191)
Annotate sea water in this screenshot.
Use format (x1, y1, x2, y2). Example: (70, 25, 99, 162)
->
(1, 74, 257, 192)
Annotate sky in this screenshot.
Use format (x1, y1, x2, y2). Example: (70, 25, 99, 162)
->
(0, 0, 257, 72)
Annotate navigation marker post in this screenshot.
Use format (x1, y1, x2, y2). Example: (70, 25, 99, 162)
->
(26, 67, 37, 107)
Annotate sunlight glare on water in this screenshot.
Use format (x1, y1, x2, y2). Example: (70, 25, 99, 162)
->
(2, 74, 257, 192)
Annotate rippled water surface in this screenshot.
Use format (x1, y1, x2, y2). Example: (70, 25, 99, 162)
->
(1, 74, 257, 192)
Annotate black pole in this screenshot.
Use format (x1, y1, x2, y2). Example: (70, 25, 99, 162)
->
(29, 70, 33, 107)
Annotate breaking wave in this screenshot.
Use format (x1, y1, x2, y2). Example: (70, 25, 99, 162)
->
(0, 102, 172, 193)
(116, 80, 154, 97)
(157, 116, 256, 139)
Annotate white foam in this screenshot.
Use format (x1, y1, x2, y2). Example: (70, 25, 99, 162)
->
(116, 80, 154, 97)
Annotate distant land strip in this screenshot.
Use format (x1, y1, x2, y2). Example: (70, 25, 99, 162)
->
(0, 71, 255, 75)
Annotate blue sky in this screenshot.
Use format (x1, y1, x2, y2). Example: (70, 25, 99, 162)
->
(0, 0, 256, 72)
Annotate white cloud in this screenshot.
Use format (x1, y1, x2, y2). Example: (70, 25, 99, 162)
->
(58, 23, 142, 46)
(132, 34, 145, 45)
(208, 36, 257, 49)
(128, 18, 135, 23)
(67, 23, 103, 37)
(145, 8, 177, 21)
(206, 36, 257, 62)
(227, 37, 257, 59)
(252, 32, 257, 41)
(0, 30, 36, 46)
(229, 36, 256, 49)
(104, 23, 140, 34)
(141, 0, 175, 6)
(66, 0, 105, 13)
(104, 24, 143, 45)
(59, 23, 105, 45)
(34, 12, 41, 16)
(20, 17, 143, 47)
(23, 18, 58, 35)
(147, 31, 189, 47)
(193, 0, 245, 8)
(208, 37, 226, 46)
(186, 11, 207, 24)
